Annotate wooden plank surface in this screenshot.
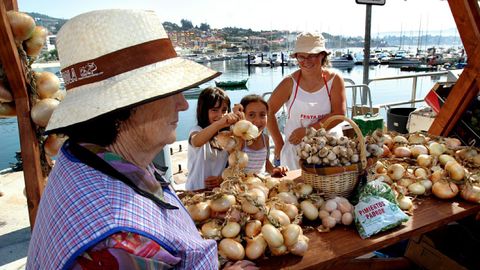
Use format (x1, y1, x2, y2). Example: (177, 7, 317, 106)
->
(0, 0, 45, 228)
(255, 170, 480, 270)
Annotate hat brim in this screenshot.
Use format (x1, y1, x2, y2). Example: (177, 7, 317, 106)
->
(46, 57, 220, 132)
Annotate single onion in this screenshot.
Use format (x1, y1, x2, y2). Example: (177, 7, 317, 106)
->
(218, 238, 245, 260)
(408, 133, 427, 144)
(187, 202, 210, 222)
(269, 209, 291, 226)
(288, 235, 309, 256)
(300, 200, 318, 221)
(232, 120, 259, 140)
(408, 182, 426, 195)
(25, 26, 48, 57)
(432, 181, 459, 199)
(261, 224, 284, 248)
(201, 220, 221, 238)
(397, 195, 413, 210)
(31, 98, 59, 127)
(7, 11, 35, 44)
(417, 154, 433, 168)
(245, 220, 262, 238)
(35, 72, 60, 99)
(460, 183, 480, 203)
(210, 194, 236, 212)
(269, 244, 288, 256)
(221, 221, 241, 238)
(444, 161, 465, 181)
(387, 164, 406, 181)
(245, 235, 267, 260)
(393, 146, 411, 158)
(414, 167, 428, 179)
(410, 145, 428, 158)
(393, 135, 408, 144)
(282, 224, 302, 247)
(428, 142, 445, 156)
(438, 154, 456, 166)
(281, 203, 299, 221)
(341, 212, 353, 225)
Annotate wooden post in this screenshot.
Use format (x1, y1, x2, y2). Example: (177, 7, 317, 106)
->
(0, 0, 45, 228)
(429, 0, 480, 136)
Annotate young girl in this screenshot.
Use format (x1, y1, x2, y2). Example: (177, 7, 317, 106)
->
(186, 87, 242, 190)
(240, 94, 288, 177)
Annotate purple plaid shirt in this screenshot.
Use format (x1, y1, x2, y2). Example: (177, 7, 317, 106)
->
(27, 143, 217, 269)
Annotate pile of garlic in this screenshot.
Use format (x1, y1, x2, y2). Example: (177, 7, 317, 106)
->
(297, 127, 360, 166)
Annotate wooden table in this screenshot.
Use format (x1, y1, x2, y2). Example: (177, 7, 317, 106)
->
(255, 170, 480, 270)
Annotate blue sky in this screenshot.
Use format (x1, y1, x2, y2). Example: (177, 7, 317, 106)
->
(18, 0, 459, 37)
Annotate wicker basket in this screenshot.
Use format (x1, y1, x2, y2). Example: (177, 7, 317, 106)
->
(301, 115, 367, 198)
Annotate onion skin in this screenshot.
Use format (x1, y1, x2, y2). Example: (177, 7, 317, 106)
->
(461, 184, 480, 204)
(218, 238, 245, 261)
(7, 11, 35, 44)
(25, 26, 48, 57)
(432, 181, 459, 200)
(35, 72, 60, 99)
(30, 98, 60, 127)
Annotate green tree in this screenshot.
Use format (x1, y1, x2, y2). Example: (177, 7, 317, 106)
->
(199, 23, 210, 31)
(180, 19, 193, 30)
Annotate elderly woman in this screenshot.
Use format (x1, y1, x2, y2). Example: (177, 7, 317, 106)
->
(26, 10, 256, 270)
(267, 32, 347, 170)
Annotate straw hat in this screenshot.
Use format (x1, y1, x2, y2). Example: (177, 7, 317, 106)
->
(290, 32, 330, 57)
(46, 9, 220, 132)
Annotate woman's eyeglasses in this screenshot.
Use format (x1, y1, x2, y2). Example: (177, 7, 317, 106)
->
(296, 54, 320, 62)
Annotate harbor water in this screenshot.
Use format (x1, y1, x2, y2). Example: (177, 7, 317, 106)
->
(0, 59, 445, 169)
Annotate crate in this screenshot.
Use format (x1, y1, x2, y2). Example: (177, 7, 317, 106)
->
(405, 235, 467, 270)
(407, 107, 436, 133)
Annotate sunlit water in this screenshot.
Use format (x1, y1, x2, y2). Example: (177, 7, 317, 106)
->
(0, 59, 445, 169)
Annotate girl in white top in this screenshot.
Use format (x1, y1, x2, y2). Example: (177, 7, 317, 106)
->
(186, 87, 242, 190)
(267, 32, 347, 170)
(240, 94, 288, 176)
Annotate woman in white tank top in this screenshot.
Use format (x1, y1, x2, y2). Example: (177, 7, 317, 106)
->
(267, 32, 347, 170)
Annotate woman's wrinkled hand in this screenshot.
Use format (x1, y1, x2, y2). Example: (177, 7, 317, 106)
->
(288, 127, 307, 145)
(204, 176, 222, 189)
(223, 260, 259, 270)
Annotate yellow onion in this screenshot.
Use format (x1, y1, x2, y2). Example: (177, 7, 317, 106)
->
(473, 155, 480, 166)
(281, 203, 299, 221)
(232, 119, 259, 140)
(460, 183, 480, 203)
(261, 224, 284, 248)
(430, 169, 445, 183)
(445, 137, 462, 148)
(228, 151, 249, 168)
(245, 235, 267, 260)
(210, 194, 236, 212)
(216, 131, 237, 151)
(397, 195, 413, 210)
(245, 220, 262, 238)
(201, 220, 222, 239)
(0, 102, 16, 117)
(241, 198, 259, 214)
(428, 142, 445, 156)
(444, 161, 465, 181)
(341, 212, 353, 225)
(417, 154, 433, 168)
(269, 209, 291, 226)
(289, 235, 309, 256)
(393, 146, 411, 158)
(410, 145, 428, 158)
(35, 72, 60, 99)
(31, 98, 59, 127)
(7, 11, 35, 44)
(277, 192, 298, 206)
(408, 133, 427, 144)
(44, 134, 67, 156)
(187, 201, 210, 222)
(25, 26, 48, 57)
(300, 200, 318, 220)
(282, 224, 302, 247)
(221, 221, 241, 238)
(438, 154, 456, 166)
(432, 181, 459, 199)
(0, 80, 13, 102)
(408, 182, 426, 195)
(218, 238, 245, 260)
(414, 167, 428, 179)
(265, 177, 280, 189)
(393, 135, 408, 144)
(387, 164, 406, 181)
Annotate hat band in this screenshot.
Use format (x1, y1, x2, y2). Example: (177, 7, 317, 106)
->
(60, 38, 177, 90)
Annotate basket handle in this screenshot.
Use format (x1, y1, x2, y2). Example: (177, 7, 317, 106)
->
(321, 115, 367, 170)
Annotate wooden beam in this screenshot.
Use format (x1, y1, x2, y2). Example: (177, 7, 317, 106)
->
(4, 0, 18, 11)
(447, 0, 480, 55)
(0, 0, 45, 228)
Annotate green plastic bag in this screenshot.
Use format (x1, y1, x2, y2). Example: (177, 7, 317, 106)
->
(352, 112, 384, 136)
